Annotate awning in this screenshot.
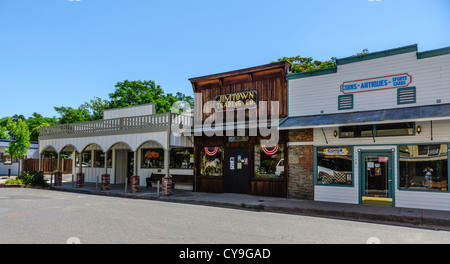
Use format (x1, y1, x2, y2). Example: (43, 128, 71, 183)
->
(279, 103, 450, 130)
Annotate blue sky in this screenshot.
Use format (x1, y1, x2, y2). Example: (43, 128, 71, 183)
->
(0, 0, 449, 118)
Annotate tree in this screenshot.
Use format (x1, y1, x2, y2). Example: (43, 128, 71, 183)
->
(54, 105, 92, 124)
(272, 56, 336, 74)
(82, 97, 108, 121)
(108, 80, 194, 114)
(25, 112, 58, 141)
(6, 119, 31, 175)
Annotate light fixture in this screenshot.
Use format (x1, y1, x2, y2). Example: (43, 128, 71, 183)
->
(334, 130, 338, 137)
(417, 126, 422, 134)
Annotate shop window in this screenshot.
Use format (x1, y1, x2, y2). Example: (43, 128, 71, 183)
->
(170, 148, 194, 169)
(75, 151, 92, 167)
(399, 144, 448, 191)
(316, 147, 353, 185)
(254, 145, 285, 178)
(141, 148, 164, 169)
(106, 150, 112, 168)
(93, 150, 105, 168)
(200, 147, 223, 176)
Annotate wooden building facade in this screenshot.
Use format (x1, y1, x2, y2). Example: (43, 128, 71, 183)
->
(189, 61, 291, 197)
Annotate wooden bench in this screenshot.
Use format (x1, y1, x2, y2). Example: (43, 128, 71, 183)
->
(146, 173, 194, 189)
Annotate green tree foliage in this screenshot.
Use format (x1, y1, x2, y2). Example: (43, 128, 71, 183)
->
(54, 105, 92, 124)
(6, 119, 30, 160)
(26, 112, 58, 141)
(108, 80, 193, 114)
(273, 56, 337, 74)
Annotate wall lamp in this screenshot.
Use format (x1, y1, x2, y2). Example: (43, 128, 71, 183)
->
(416, 126, 422, 134)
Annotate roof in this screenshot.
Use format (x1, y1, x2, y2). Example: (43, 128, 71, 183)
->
(279, 103, 450, 129)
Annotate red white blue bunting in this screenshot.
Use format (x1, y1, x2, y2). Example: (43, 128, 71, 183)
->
(261, 145, 279, 156)
(204, 147, 219, 156)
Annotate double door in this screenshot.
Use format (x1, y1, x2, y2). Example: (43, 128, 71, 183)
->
(224, 148, 250, 194)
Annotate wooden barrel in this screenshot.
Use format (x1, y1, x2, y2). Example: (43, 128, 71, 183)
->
(101, 174, 110, 190)
(76, 173, 85, 188)
(130, 175, 140, 193)
(54, 172, 62, 186)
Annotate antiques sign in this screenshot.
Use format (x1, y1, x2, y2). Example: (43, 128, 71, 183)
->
(340, 73, 412, 94)
(215, 90, 257, 111)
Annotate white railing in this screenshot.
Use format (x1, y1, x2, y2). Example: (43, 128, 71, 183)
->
(40, 113, 193, 137)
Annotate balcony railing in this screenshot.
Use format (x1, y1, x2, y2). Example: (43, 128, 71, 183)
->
(39, 113, 193, 139)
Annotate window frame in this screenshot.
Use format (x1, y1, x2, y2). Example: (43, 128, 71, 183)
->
(314, 146, 354, 187)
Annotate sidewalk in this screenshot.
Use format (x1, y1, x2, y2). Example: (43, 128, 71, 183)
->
(50, 181, 450, 230)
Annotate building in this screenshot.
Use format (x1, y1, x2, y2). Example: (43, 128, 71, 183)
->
(189, 61, 291, 196)
(280, 44, 450, 211)
(38, 103, 193, 192)
(0, 140, 39, 176)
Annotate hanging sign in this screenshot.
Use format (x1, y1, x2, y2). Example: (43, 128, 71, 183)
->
(262, 145, 280, 156)
(323, 148, 348, 156)
(204, 147, 219, 156)
(340, 73, 412, 94)
(215, 90, 257, 111)
(378, 156, 388, 163)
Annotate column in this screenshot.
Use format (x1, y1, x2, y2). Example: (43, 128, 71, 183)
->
(130, 150, 139, 193)
(162, 143, 172, 196)
(54, 152, 62, 186)
(101, 150, 110, 190)
(76, 152, 84, 188)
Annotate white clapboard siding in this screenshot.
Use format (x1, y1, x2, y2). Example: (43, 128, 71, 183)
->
(103, 104, 155, 119)
(289, 52, 450, 117)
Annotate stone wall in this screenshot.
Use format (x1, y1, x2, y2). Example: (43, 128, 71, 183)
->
(287, 129, 314, 200)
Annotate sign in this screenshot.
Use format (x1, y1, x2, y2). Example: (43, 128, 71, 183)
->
(340, 73, 412, 94)
(230, 157, 235, 170)
(323, 148, 349, 156)
(378, 156, 388, 163)
(215, 90, 257, 111)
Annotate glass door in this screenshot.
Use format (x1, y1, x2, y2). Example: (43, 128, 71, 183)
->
(361, 151, 393, 206)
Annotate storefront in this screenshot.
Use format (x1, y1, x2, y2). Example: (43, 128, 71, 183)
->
(189, 61, 291, 197)
(280, 44, 450, 211)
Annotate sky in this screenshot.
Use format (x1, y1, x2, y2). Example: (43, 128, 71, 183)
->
(0, 0, 449, 119)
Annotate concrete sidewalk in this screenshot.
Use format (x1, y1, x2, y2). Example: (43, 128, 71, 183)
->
(50, 181, 450, 230)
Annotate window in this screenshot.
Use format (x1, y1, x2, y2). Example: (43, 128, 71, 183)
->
(94, 151, 105, 168)
(106, 150, 112, 168)
(200, 147, 223, 176)
(141, 148, 164, 168)
(375, 122, 414, 137)
(254, 145, 285, 178)
(3, 154, 12, 165)
(340, 125, 373, 138)
(0, 153, 3, 162)
(340, 122, 414, 138)
(170, 148, 193, 169)
(75, 151, 92, 167)
(399, 144, 448, 191)
(316, 147, 353, 185)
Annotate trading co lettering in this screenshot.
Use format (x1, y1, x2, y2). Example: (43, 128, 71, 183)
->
(340, 73, 412, 94)
(215, 90, 257, 111)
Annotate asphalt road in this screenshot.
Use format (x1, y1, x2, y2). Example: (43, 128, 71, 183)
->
(0, 188, 449, 244)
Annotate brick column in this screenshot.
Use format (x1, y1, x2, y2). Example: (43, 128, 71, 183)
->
(130, 175, 140, 193)
(162, 176, 172, 196)
(76, 173, 85, 188)
(101, 174, 110, 190)
(54, 172, 62, 186)
(287, 129, 314, 200)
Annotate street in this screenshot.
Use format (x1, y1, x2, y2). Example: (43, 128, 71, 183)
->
(0, 188, 449, 244)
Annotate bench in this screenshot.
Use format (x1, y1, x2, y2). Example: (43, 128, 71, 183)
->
(146, 173, 194, 189)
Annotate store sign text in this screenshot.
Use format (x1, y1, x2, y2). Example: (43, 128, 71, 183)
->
(215, 90, 257, 111)
(340, 73, 412, 94)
